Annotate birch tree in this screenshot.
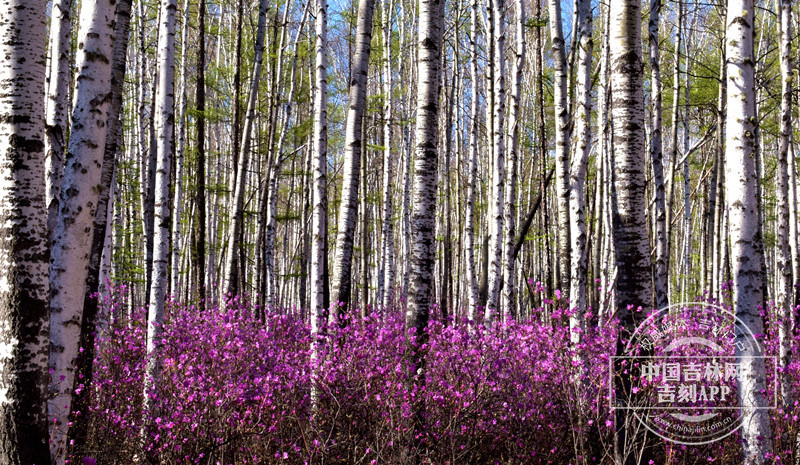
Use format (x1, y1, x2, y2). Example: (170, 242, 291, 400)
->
(48, 0, 116, 461)
(485, 0, 505, 326)
(776, 0, 793, 409)
(649, 0, 668, 310)
(407, 0, 444, 447)
(0, 1, 50, 462)
(502, 0, 525, 318)
(144, 0, 177, 433)
(609, 0, 651, 330)
(44, 0, 73, 240)
(548, 0, 571, 294)
(310, 0, 329, 372)
(568, 0, 592, 343)
(378, 0, 396, 310)
(725, 0, 774, 458)
(465, 0, 480, 320)
(70, 0, 134, 451)
(608, 0, 652, 459)
(332, 0, 377, 313)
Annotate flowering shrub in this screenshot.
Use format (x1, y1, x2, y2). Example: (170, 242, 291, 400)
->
(78, 284, 800, 464)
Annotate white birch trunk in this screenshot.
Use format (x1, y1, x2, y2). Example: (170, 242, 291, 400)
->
(568, 0, 592, 343)
(465, 0, 480, 321)
(548, 0, 571, 294)
(503, 0, 524, 319)
(597, 3, 612, 323)
(378, 0, 396, 310)
(726, 0, 774, 458)
(776, 0, 793, 409)
(332, 0, 376, 312)
(407, 0, 444, 332)
(609, 0, 652, 459)
(44, 0, 73, 241)
(310, 0, 329, 395)
(649, 0, 668, 309)
(609, 0, 651, 345)
(0, 0, 51, 461)
(144, 0, 177, 429)
(48, 0, 116, 460)
(485, 0, 505, 327)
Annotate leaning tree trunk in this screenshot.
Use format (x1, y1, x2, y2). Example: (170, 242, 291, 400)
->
(407, 0, 444, 451)
(484, 0, 505, 327)
(776, 0, 793, 410)
(332, 0, 376, 314)
(48, 0, 116, 462)
(265, 2, 310, 311)
(0, 1, 51, 463)
(68, 0, 134, 453)
(221, 0, 270, 300)
(143, 0, 177, 447)
(44, 0, 73, 241)
(726, 0, 774, 459)
(608, 0, 653, 461)
(548, 0, 571, 295)
(568, 0, 592, 345)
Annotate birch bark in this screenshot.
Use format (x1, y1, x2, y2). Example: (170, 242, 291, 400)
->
(44, 0, 73, 240)
(548, 0, 571, 294)
(485, 0, 505, 326)
(310, 0, 329, 370)
(725, 0, 774, 458)
(465, 0, 480, 321)
(378, 0, 396, 310)
(332, 0, 377, 313)
(407, 0, 444, 450)
(649, 0, 668, 309)
(776, 0, 793, 409)
(143, 0, 177, 435)
(609, 0, 653, 459)
(0, 0, 50, 462)
(503, 0, 525, 319)
(568, 0, 592, 342)
(48, 0, 116, 460)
